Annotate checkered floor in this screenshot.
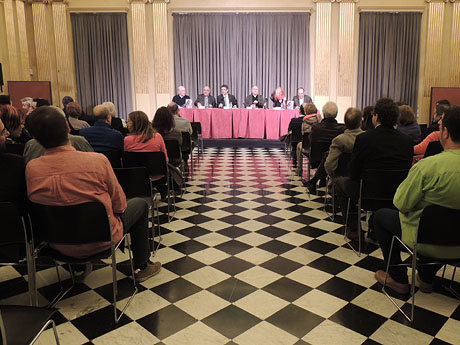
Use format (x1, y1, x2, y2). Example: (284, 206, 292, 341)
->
(1, 147, 460, 345)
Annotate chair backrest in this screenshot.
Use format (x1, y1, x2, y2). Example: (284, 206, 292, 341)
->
(301, 132, 310, 150)
(310, 141, 331, 168)
(181, 132, 192, 153)
(165, 140, 182, 166)
(423, 140, 443, 158)
(360, 169, 409, 206)
(191, 122, 201, 141)
(5, 143, 24, 156)
(97, 150, 122, 168)
(29, 202, 111, 244)
(122, 151, 167, 177)
(0, 202, 28, 246)
(290, 121, 303, 143)
(114, 167, 151, 199)
(418, 204, 460, 246)
(334, 152, 352, 178)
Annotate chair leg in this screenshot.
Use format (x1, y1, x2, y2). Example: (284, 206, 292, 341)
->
(151, 192, 162, 257)
(48, 263, 74, 308)
(26, 241, 38, 307)
(442, 264, 460, 300)
(30, 319, 61, 345)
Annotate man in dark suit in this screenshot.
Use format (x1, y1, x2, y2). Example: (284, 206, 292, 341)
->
(421, 99, 450, 140)
(194, 86, 216, 108)
(292, 87, 313, 109)
(243, 86, 266, 108)
(217, 85, 238, 108)
(172, 86, 190, 107)
(335, 98, 413, 240)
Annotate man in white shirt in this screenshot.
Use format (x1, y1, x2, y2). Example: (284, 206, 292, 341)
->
(292, 87, 313, 109)
(217, 85, 238, 109)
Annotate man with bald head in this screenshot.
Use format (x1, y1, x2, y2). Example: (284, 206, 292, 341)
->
(79, 104, 124, 152)
(172, 86, 190, 108)
(194, 86, 216, 108)
(243, 86, 266, 108)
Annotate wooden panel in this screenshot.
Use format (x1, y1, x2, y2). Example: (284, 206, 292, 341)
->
(315, 2, 331, 97)
(338, 2, 355, 97)
(16, 0, 30, 80)
(449, 3, 460, 87)
(423, 2, 444, 97)
(52, 2, 73, 94)
(131, 2, 149, 94)
(32, 2, 52, 81)
(152, 1, 169, 94)
(4, 0, 19, 80)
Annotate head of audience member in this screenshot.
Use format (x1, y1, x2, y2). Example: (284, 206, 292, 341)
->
(102, 101, 117, 118)
(0, 95, 11, 106)
(344, 108, 363, 130)
(66, 102, 82, 119)
(21, 97, 36, 116)
(62, 96, 74, 111)
(177, 86, 186, 97)
(34, 98, 50, 107)
(395, 101, 408, 107)
(220, 85, 229, 96)
(322, 102, 338, 119)
(27, 106, 69, 149)
(203, 86, 211, 97)
(373, 98, 399, 128)
(251, 86, 259, 97)
(152, 106, 174, 135)
(0, 119, 10, 152)
(362, 106, 375, 130)
(0, 105, 24, 139)
(398, 105, 416, 126)
(301, 103, 317, 116)
(127, 110, 154, 143)
(435, 99, 451, 122)
(93, 104, 111, 124)
(274, 87, 285, 100)
(297, 87, 305, 99)
(440, 105, 460, 149)
(167, 102, 180, 116)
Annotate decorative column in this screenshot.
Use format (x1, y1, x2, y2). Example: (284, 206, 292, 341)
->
(16, 0, 30, 80)
(314, 0, 332, 103)
(3, 0, 20, 80)
(31, 0, 52, 81)
(152, 0, 169, 99)
(449, 1, 460, 86)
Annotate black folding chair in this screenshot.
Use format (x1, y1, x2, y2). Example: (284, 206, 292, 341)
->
(323, 152, 351, 220)
(423, 140, 443, 158)
(383, 205, 460, 322)
(28, 202, 137, 323)
(0, 306, 60, 345)
(165, 140, 183, 168)
(0, 202, 37, 306)
(307, 141, 332, 181)
(97, 150, 122, 168)
(114, 167, 161, 255)
(181, 132, 193, 173)
(191, 122, 203, 156)
(5, 143, 24, 156)
(345, 169, 410, 256)
(122, 151, 175, 221)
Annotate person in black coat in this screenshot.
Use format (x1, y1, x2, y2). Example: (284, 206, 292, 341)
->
(334, 98, 414, 240)
(216, 85, 238, 108)
(172, 86, 190, 107)
(194, 86, 216, 108)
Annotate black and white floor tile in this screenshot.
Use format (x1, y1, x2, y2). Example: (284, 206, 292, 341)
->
(1, 147, 460, 345)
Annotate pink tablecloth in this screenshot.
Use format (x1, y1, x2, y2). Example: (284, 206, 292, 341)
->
(178, 108, 299, 139)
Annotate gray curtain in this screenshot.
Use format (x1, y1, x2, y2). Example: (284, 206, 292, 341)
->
(71, 13, 133, 119)
(357, 12, 421, 111)
(173, 13, 311, 107)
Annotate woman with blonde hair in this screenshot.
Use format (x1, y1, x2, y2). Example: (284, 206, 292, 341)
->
(124, 110, 168, 161)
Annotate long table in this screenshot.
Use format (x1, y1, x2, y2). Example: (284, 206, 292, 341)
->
(179, 108, 299, 139)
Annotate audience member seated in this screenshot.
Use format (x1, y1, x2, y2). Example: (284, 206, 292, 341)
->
(26, 106, 161, 282)
(66, 102, 90, 131)
(23, 107, 93, 164)
(304, 108, 363, 194)
(124, 110, 168, 160)
(397, 105, 421, 143)
(335, 98, 413, 241)
(361, 105, 375, 131)
(0, 118, 26, 213)
(167, 102, 192, 135)
(79, 105, 124, 152)
(33, 98, 50, 107)
(0, 105, 32, 151)
(414, 130, 441, 158)
(21, 97, 36, 117)
(295, 103, 321, 175)
(152, 107, 182, 146)
(422, 99, 450, 140)
(374, 105, 460, 294)
(103, 101, 128, 136)
(63, 96, 94, 125)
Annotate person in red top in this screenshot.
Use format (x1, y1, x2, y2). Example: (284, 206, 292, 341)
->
(26, 106, 161, 283)
(124, 110, 169, 161)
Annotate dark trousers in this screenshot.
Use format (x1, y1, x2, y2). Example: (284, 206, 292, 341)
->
(123, 198, 150, 269)
(334, 177, 360, 229)
(310, 151, 329, 182)
(374, 208, 442, 284)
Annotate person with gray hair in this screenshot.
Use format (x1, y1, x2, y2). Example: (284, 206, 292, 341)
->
(21, 97, 36, 117)
(23, 106, 93, 163)
(103, 101, 127, 136)
(172, 86, 190, 107)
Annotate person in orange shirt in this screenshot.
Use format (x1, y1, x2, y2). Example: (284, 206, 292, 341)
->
(26, 106, 161, 283)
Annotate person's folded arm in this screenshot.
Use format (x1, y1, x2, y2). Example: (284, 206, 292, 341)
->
(393, 164, 424, 214)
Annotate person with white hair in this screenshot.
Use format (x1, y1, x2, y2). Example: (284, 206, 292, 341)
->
(21, 97, 36, 117)
(172, 86, 190, 107)
(103, 101, 127, 136)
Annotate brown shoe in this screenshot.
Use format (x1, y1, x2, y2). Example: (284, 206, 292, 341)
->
(135, 261, 161, 282)
(416, 273, 433, 293)
(375, 270, 410, 294)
